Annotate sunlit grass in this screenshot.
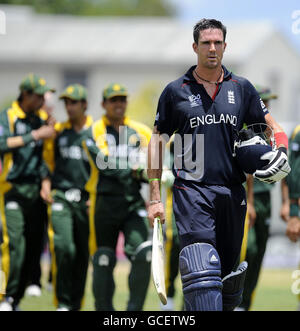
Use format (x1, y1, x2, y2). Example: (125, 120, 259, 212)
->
(19, 260, 299, 311)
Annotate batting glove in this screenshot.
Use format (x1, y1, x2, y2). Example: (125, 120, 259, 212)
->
(253, 147, 291, 184)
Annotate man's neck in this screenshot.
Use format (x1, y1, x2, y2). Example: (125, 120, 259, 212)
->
(106, 116, 124, 131)
(18, 101, 32, 114)
(195, 64, 223, 82)
(71, 115, 87, 132)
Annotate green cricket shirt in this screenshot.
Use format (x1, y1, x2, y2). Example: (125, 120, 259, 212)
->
(253, 178, 274, 194)
(46, 115, 93, 192)
(83, 115, 152, 200)
(0, 101, 49, 193)
(287, 125, 300, 199)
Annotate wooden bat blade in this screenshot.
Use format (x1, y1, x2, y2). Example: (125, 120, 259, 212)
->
(151, 217, 167, 305)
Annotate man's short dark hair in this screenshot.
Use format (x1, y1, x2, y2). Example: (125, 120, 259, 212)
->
(193, 19, 227, 44)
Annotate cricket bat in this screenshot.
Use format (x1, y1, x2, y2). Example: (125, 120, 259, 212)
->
(151, 217, 167, 305)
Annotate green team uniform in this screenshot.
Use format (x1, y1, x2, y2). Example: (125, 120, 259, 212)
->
(83, 114, 152, 311)
(239, 85, 278, 311)
(286, 125, 300, 305)
(47, 115, 93, 311)
(0, 101, 50, 307)
(240, 179, 273, 310)
(286, 125, 300, 215)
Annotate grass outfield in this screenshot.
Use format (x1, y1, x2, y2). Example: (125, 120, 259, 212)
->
(19, 260, 299, 311)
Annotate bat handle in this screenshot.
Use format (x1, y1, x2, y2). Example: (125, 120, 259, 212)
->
(154, 217, 162, 229)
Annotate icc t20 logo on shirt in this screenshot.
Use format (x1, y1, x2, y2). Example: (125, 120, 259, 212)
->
(188, 94, 202, 108)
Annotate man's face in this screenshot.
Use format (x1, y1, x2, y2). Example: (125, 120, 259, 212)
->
(193, 28, 226, 69)
(64, 98, 86, 121)
(102, 96, 127, 121)
(24, 92, 45, 112)
(42, 91, 54, 116)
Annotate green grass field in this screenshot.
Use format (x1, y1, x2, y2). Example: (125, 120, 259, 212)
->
(19, 260, 299, 311)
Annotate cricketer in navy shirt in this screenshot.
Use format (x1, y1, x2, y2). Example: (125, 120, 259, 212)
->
(148, 18, 289, 312)
(154, 64, 269, 186)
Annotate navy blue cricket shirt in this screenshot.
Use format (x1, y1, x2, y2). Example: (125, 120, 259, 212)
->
(154, 65, 269, 185)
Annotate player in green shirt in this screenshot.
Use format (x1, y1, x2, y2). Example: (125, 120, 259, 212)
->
(40, 84, 93, 311)
(0, 74, 56, 311)
(285, 125, 300, 229)
(238, 85, 278, 311)
(82, 83, 152, 311)
(281, 125, 300, 310)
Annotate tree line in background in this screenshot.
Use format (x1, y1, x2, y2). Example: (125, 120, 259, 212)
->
(0, 0, 176, 16)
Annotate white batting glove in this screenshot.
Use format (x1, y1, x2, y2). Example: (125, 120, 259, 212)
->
(253, 147, 291, 184)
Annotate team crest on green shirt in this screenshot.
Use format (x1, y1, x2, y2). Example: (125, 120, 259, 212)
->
(58, 136, 68, 146)
(16, 122, 27, 135)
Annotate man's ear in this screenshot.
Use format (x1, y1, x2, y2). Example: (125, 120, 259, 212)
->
(223, 42, 227, 52)
(192, 42, 198, 54)
(83, 101, 88, 112)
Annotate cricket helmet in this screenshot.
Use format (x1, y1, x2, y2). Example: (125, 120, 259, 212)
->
(234, 124, 274, 175)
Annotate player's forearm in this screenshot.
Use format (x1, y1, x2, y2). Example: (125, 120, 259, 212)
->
(264, 113, 284, 134)
(3, 127, 52, 151)
(246, 174, 254, 205)
(148, 160, 162, 201)
(281, 178, 289, 204)
(149, 181, 161, 201)
(265, 113, 288, 149)
(7, 136, 27, 148)
(0, 132, 35, 152)
(147, 127, 164, 200)
(147, 167, 162, 184)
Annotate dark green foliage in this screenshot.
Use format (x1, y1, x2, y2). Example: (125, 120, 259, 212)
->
(0, 0, 176, 16)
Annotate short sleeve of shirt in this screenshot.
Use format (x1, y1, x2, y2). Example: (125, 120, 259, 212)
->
(292, 128, 300, 145)
(0, 110, 11, 137)
(243, 80, 269, 125)
(154, 84, 177, 138)
(289, 128, 300, 163)
(0, 110, 12, 154)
